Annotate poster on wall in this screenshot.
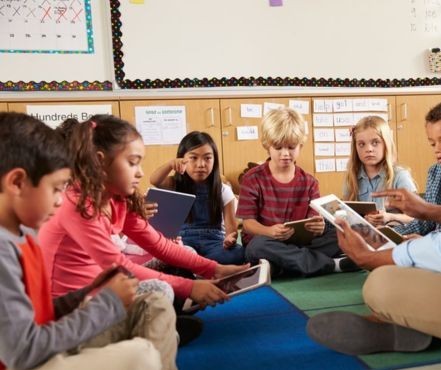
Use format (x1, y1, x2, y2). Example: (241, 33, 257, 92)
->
(0, 0, 93, 53)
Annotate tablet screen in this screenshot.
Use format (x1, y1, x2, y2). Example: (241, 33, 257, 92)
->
(215, 265, 261, 294)
(317, 198, 393, 250)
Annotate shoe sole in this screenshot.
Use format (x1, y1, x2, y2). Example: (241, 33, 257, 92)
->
(306, 311, 432, 355)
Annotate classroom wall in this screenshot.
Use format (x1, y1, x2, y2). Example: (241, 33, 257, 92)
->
(2, 0, 441, 90)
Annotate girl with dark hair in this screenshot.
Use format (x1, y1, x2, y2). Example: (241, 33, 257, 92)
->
(150, 131, 245, 265)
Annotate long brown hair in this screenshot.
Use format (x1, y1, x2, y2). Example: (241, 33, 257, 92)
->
(344, 116, 396, 201)
(57, 114, 147, 219)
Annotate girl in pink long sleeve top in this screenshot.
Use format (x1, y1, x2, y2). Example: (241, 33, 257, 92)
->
(39, 115, 248, 307)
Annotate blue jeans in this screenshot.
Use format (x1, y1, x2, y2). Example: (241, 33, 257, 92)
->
(179, 228, 245, 265)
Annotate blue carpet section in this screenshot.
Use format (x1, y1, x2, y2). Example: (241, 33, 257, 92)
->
(177, 286, 367, 370)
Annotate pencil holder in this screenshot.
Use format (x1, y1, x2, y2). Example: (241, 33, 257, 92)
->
(429, 49, 441, 73)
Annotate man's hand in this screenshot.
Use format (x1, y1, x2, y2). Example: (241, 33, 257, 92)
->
(372, 189, 428, 220)
(335, 219, 394, 270)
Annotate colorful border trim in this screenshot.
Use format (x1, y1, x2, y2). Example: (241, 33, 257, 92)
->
(0, 0, 94, 54)
(111, 1, 441, 89)
(0, 80, 112, 91)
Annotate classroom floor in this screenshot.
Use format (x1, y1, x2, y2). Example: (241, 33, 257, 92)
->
(271, 271, 441, 370)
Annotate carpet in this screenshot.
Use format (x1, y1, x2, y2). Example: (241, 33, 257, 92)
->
(272, 272, 441, 370)
(177, 286, 367, 370)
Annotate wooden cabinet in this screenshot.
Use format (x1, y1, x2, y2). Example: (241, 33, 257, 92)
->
(0, 103, 7, 112)
(3, 93, 440, 198)
(395, 95, 441, 191)
(220, 98, 313, 193)
(119, 99, 222, 191)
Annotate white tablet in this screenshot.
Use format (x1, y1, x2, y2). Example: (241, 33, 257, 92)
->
(145, 188, 196, 238)
(182, 259, 270, 313)
(310, 194, 396, 251)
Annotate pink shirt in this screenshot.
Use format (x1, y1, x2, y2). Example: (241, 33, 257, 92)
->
(39, 191, 217, 299)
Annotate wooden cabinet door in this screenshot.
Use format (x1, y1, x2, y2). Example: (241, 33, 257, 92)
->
(0, 103, 7, 112)
(395, 95, 441, 191)
(314, 96, 396, 198)
(119, 99, 222, 191)
(220, 98, 313, 194)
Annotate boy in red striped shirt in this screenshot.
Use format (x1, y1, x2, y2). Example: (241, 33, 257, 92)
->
(237, 107, 357, 277)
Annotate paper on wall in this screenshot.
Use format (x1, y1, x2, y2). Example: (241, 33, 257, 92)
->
(335, 142, 351, 156)
(263, 102, 284, 115)
(335, 128, 352, 142)
(315, 158, 336, 172)
(314, 128, 335, 142)
(240, 104, 262, 118)
(289, 100, 310, 114)
(336, 157, 350, 172)
(313, 99, 333, 113)
(315, 143, 335, 157)
(135, 106, 187, 145)
(313, 114, 334, 127)
(333, 99, 353, 112)
(237, 126, 259, 140)
(333, 113, 355, 126)
(26, 104, 113, 129)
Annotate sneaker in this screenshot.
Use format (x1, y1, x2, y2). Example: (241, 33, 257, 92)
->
(306, 311, 432, 355)
(176, 315, 204, 347)
(338, 257, 361, 272)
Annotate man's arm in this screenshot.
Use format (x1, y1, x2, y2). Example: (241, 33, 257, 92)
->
(335, 219, 395, 270)
(372, 189, 441, 223)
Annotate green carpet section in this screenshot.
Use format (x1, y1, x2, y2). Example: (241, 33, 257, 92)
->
(272, 271, 441, 369)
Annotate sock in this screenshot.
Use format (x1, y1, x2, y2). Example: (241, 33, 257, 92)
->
(333, 257, 344, 272)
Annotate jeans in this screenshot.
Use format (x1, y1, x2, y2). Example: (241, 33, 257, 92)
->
(180, 228, 245, 265)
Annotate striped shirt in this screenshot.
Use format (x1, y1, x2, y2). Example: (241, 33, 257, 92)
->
(237, 161, 320, 245)
(394, 163, 441, 235)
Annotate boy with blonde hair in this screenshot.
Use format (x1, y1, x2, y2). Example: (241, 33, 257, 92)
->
(0, 112, 177, 370)
(237, 107, 356, 276)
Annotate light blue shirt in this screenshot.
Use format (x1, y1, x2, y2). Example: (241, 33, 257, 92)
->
(393, 231, 441, 272)
(343, 166, 417, 210)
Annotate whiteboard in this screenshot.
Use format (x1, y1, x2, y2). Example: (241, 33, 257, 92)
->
(0, 0, 112, 88)
(115, 0, 441, 86)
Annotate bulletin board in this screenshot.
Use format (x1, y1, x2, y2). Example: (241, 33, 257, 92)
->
(112, 0, 441, 89)
(0, 0, 112, 91)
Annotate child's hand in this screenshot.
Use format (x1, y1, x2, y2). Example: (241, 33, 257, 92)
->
(268, 224, 294, 241)
(365, 210, 389, 226)
(171, 236, 184, 246)
(145, 202, 158, 219)
(304, 216, 325, 236)
(223, 231, 237, 249)
(214, 263, 250, 279)
(170, 158, 188, 175)
(89, 264, 119, 290)
(190, 280, 229, 309)
(106, 273, 139, 310)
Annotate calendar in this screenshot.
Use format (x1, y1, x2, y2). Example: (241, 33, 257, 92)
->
(0, 0, 93, 53)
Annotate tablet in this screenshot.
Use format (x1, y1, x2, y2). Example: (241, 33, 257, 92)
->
(182, 259, 270, 313)
(145, 188, 196, 238)
(344, 201, 377, 216)
(283, 218, 316, 245)
(378, 226, 405, 244)
(310, 194, 396, 251)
